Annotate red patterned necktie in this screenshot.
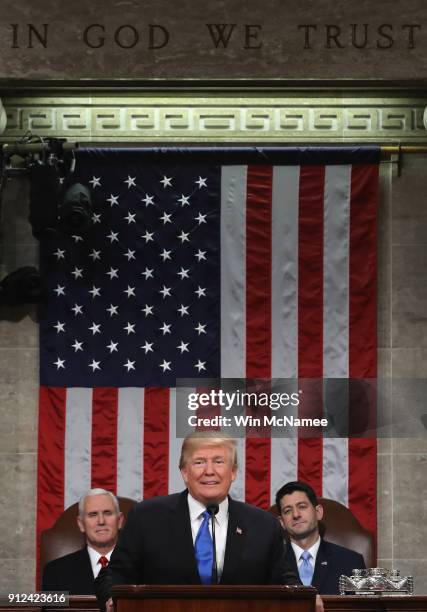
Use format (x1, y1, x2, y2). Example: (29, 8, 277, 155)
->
(98, 556, 109, 568)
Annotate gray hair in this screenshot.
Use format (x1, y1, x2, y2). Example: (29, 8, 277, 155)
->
(78, 488, 120, 517)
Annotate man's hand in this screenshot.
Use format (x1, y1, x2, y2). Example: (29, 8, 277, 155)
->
(106, 597, 114, 612)
(315, 594, 324, 612)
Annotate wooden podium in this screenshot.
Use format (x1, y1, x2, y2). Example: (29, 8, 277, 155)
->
(111, 585, 316, 612)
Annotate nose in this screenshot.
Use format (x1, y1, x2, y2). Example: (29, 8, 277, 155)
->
(291, 506, 300, 519)
(204, 460, 215, 474)
(97, 512, 106, 524)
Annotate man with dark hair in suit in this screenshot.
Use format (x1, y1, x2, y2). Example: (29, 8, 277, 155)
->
(276, 481, 366, 595)
(97, 433, 328, 612)
(42, 488, 124, 594)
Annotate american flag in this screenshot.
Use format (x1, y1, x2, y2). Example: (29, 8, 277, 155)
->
(36, 147, 379, 582)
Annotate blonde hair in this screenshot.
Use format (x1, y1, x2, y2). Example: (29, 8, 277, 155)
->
(179, 432, 238, 469)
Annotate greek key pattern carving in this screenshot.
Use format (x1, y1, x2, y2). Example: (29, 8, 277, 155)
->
(2, 97, 426, 142)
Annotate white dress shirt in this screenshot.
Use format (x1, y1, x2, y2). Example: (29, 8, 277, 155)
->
(187, 493, 229, 579)
(87, 546, 114, 578)
(291, 536, 321, 578)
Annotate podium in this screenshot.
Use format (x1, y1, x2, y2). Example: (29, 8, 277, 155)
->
(112, 585, 317, 612)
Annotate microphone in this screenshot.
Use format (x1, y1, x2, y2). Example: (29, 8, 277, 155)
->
(207, 504, 219, 584)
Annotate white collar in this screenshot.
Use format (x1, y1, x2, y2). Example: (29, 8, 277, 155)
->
(291, 536, 321, 561)
(187, 492, 229, 526)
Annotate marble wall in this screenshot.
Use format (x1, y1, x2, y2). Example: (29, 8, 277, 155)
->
(0, 149, 426, 594)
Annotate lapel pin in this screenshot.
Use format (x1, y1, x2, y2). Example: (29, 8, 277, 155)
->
(236, 526, 243, 535)
(321, 561, 328, 566)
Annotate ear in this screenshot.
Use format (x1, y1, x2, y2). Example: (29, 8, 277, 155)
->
(77, 515, 85, 534)
(315, 504, 324, 521)
(180, 467, 189, 484)
(117, 512, 124, 530)
(230, 465, 237, 482)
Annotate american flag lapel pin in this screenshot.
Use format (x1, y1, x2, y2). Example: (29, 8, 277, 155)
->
(236, 526, 243, 535)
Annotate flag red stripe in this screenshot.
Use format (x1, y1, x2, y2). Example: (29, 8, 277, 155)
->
(36, 386, 66, 587)
(297, 166, 325, 495)
(245, 165, 272, 509)
(91, 388, 118, 493)
(143, 388, 170, 498)
(348, 164, 378, 534)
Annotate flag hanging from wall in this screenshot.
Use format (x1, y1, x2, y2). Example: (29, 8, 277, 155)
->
(36, 146, 379, 580)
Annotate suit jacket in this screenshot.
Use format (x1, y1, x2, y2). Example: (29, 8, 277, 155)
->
(96, 491, 299, 604)
(42, 547, 95, 595)
(285, 538, 366, 595)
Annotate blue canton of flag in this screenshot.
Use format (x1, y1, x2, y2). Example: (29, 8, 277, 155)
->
(39, 150, 221, 386)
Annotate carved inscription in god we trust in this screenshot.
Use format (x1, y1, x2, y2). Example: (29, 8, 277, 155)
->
(6, 22, 423, 50)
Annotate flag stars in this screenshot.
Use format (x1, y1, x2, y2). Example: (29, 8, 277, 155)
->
(142, 304, 154, 317)
(142, 230, 154, 242)
(106, 268, 119, 280)
(106, 304, 119, 316)
(124, 212, 136, 224)
(89, 176, 101, 188)
(195, 212, 207, 225)
(177, 267, 189, 280)
(178, 230, 190, 243)
(195, 176, 207, 188)
(54, 248, 66, 259)
(177, 304, 189, 316)
(92, 213, 102, 224)
(89, 322, 101, 335)
(159, 359, 171, 372)
(54, 284, 66, 296)
(54, 357, 65, 369)
(107, 231, 119, 243)
(177, 341, 189, 353)
(124, 359, 136, 372)
(195, 249, 207, 262)
(141, 194, 155, 207)
(71, 303, 83, 316)
(178, 194, 190, 206)
(107, 194, 119, 207)
(160, 249, 172, 262)
(124, 249, 136, 261)
(160, 175, 173, 188)
(142, 267, 154, 280)
(89, 249, 101, 261)
(72, 340, 84, 352)
(195, 322, 207, 335)
(195, 286, 206, 298)
(159, 286, 171, 298)
(195, 360, 206, 372)
(159, 212, 172, 225)
(89, 286, 101, 298)
(124, 176, 136, 188)
(71, 235, 84, 243)
(124, 285, 136, 298)
(54, 321, 66, 333)
(124, 322, 136, 335)
(160, 322, 172, 335)
(89, 359, 101, 372)
(107, 341, 119, 353)
(71, 267, 83, 279)
(141, 341, 154, 353)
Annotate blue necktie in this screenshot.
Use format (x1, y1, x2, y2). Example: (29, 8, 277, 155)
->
(299, 550, 313, 586)
(194, 510, 213, 584)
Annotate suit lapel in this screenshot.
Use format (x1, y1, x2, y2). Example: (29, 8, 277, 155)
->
(285, 544, 300, 580)
(220, 498, 246, 584)
(312, 540, 330, 592)
(170, 490, 200, 584)
(81, 548, 96, 593)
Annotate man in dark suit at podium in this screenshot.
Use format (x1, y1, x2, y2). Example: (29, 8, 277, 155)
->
(276, 481, 365, 595)
(96, 433, 307, 610)
(42, 488, 123, 594)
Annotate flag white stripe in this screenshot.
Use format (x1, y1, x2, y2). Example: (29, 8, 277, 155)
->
(322, 165, 351, 505)
(117, 388, 143, 500)
(168, 389, 185, 494)
(270, 165, 300, 502)
(220, 166, 247, 378)
(64, 387, 92, 508)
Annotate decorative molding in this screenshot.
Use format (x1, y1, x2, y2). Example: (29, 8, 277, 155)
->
(1, 92, 427, 143)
